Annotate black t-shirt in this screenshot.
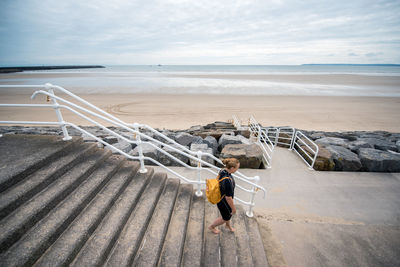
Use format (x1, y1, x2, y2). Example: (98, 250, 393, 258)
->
(218, 169, 235, 198)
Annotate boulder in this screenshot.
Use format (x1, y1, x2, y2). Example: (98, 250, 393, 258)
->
(234, 129, 251, 138)
(312, 146, 335, 171)
(347, 140, 374, 153)
(190, 143, 215, 167)
(105, 140, 132, 154)
(203, 136, 218, 154)
(309, 132, 326, 140)
(218, 134, 243, 151)
(296, 144, 335, 171)
(130, 142, 161, 165)
(315, 137, 350, 148)
(175, 132, 199, 146)
(325, 145, 362, 171)
(103, 136, 118, 145)
(159, 144, 189, 166)
(357, 138, 397, 152)
(220, 144, 263, 169)
(358, 148, 400, 172)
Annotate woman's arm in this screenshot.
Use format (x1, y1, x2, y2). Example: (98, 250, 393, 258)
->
(225, 196, 236, 214)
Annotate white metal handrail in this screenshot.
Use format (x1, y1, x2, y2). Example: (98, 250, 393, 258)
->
(232, 115, 248, 131)
(30, 89, 257, 183)
(291, 131, 319, 170)
(248, 116, 275, 168)
(264, 126, 295, 149)
(0, 84, 266, 217)
(249, 115, 319, 170)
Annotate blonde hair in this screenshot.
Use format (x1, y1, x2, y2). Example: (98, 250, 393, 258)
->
(223, 158, 240, 169)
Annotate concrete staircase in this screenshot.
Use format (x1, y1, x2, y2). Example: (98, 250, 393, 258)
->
(0, 134, 268, 267)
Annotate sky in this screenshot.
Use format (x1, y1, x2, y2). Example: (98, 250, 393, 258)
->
(0, 0, 400, 66)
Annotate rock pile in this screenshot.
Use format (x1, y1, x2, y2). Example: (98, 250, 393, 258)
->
(1, 124, 399, 172)
(300, 130, 400, 172)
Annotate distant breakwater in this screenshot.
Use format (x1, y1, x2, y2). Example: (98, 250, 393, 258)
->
(1, 124, 399, 172)
(0, 65, 105, 73)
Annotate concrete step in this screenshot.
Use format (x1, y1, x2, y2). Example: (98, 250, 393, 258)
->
(0, 142, 97, 219)
(203, 201, 221, 267)
(132, 178, 181, 266)
(233, 205, 255, 266)
(220, 214, 238, 267)
(243, 205, 269, 266)
(0, 154, 124, 267)
(0, 149, 111, 252)
(0, 134, 82, 192)
(102, 173, 167, 267)
(158, 183, 193, 267)
(34, 161, 140, 267)
(181, 191, 205, 267)
(69, 168, 157, 267)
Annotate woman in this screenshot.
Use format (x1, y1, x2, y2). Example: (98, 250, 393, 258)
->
(208, 158, 240, 234)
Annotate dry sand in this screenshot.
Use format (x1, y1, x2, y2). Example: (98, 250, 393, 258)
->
(1, 92, 399, 132)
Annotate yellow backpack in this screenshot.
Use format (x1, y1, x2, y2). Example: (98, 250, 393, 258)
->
(206, 175, 230, 204)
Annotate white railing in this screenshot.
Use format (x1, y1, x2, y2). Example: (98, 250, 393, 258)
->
(249, 115, 319, 170)
(0, 84, 266, 217)
(248, 116, 275, 168)
(232, 115, 248, 131)
(291, 131, 319, 170)
(264, 126, 295, 149)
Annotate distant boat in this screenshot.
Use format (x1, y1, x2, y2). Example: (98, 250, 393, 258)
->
(158, 64, 162, 67)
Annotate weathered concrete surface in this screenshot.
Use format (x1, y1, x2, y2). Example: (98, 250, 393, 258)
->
(153, 147, 400, 267)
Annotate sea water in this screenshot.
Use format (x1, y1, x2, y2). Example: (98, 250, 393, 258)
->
(2, 65, 400, 96)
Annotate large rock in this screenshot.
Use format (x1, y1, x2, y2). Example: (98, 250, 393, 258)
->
(347, 140, 374, 153)
(325, 145, 362, 171)
(175, 132, 202, 146)
(105, 140, 132, 154)
(203, 136, 218, 154)
(130, 142, 161, 165)
(218, 134, 243, 151)
(189, 143, 215, 167)
(316, 137, 350, 148)
(296, 144, 335, 171)
(159, 144, 189, 166)
(357, 138, 397, 152)
(312, 146, 335, 171)
(220, 144, 263, 169)
(358, 148, 400, 172)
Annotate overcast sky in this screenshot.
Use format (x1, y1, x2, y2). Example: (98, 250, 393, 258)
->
(1, 0, 399, 65)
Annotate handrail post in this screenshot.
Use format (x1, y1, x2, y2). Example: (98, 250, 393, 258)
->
(46, 84, 71, 141)
(246, 175, 259, 217)
(133, 123, 147, 173)
(195, 151, 203, 197)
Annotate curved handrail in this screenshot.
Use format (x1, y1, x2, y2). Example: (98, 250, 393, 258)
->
(1, 88, 265, 193)
(1, 84, 267, 217)
(0, 106, 265, 199)
(31, 89, 257, 182)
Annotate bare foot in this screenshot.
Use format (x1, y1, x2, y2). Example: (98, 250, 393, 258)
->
(208, 226, 220, 234)
(225, 225, 235, 232)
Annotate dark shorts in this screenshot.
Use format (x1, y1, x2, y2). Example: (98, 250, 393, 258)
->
(217, 197, 232, 221)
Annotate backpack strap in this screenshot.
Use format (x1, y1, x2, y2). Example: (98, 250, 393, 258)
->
(218, 176, 232, 202)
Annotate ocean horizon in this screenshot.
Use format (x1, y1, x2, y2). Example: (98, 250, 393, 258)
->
(1, 64, 400, 97)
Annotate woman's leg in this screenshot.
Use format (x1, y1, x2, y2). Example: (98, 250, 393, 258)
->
(225, 220, 235, 232)
(208, 217, 225, 234)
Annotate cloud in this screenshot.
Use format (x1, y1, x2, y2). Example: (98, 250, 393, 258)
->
(1, 0, 400, 65)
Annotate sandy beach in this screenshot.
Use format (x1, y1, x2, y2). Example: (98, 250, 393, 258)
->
(1, 91, 400, 132)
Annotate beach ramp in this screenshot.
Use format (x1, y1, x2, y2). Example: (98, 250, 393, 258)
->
(0, 134, 268, 267)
